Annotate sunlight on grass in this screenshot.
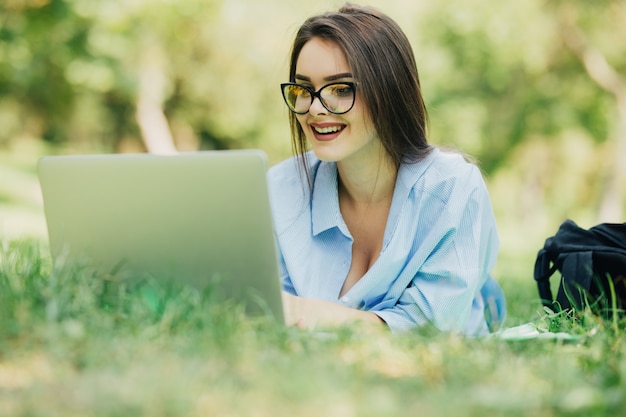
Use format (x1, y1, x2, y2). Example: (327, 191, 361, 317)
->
(0, 239, 625, 416)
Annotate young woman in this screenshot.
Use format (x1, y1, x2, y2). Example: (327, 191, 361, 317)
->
(268, 3, 506, 334)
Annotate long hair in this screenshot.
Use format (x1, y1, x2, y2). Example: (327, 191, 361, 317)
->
(286, 3, 432, 186)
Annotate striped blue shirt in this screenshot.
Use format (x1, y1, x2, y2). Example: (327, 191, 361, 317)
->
(267, 148, 506, 334)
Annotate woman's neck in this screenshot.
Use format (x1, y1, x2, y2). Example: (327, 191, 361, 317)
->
(337, 149, 398, 207)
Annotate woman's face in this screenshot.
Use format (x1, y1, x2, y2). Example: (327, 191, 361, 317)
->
(294, 37, 381, 165)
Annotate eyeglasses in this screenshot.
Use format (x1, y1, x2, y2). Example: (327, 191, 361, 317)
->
(280, 82, 357, 115)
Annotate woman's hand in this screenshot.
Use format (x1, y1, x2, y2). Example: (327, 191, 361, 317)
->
(281, 291, 385, 330)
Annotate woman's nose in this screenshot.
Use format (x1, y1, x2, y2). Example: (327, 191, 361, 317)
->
(309, 96, 327, 115)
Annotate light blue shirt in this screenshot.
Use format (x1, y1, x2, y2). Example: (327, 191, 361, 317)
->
(267, 148, 506, 335)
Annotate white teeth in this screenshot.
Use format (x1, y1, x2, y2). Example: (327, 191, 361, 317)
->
(313, 125, 342, 134)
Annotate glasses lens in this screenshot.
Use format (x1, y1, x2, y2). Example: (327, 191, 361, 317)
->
(282, 84, 311, 114)
(320, 83, 355, 114)
(281, 83, 356, 114)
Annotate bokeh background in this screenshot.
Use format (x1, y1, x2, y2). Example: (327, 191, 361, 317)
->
(1, 0, 625, 298)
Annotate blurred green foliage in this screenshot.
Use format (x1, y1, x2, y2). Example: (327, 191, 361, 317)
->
(0, 0, 624, 242)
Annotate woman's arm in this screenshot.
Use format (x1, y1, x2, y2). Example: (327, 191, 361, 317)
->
(281, 291, 385, 330)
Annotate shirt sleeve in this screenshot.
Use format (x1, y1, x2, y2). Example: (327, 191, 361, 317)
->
(373, 165, 499, 334)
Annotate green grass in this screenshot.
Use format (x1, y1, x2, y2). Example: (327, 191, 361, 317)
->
(1, 239, 625, 417)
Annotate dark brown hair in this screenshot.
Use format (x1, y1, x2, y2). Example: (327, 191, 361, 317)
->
(286, 3, 432, 179)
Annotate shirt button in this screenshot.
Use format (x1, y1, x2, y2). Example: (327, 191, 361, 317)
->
(341, 296, 350, 303)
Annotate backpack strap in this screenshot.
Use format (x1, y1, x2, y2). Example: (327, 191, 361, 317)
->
(533, 248, 558, 307)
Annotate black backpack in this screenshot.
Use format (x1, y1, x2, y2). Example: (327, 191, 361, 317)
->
(534, 220, 626, 313)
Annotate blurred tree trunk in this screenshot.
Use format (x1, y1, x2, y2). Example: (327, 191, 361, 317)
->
(558, 5, 626, 222)
(136, 38, 177, 155)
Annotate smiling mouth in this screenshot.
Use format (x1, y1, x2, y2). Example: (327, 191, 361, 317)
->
(312, 125, 345, 135)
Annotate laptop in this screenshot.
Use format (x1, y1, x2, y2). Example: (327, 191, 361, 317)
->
(37, 149, 284, 322)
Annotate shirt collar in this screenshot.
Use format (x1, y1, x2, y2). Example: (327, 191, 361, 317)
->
(310, 148, 440, 237)
(383, 148, 440, 246)
(394, 148, 440, 199)
(311, 161, 342, 236)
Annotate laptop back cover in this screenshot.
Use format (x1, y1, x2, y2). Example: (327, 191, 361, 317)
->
(38, 150, 284, 321)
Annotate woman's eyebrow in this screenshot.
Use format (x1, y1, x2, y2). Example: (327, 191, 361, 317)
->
(295, 72, 354, 82)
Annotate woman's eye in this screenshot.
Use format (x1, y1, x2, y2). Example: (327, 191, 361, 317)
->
(331, 85, 352, 96)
